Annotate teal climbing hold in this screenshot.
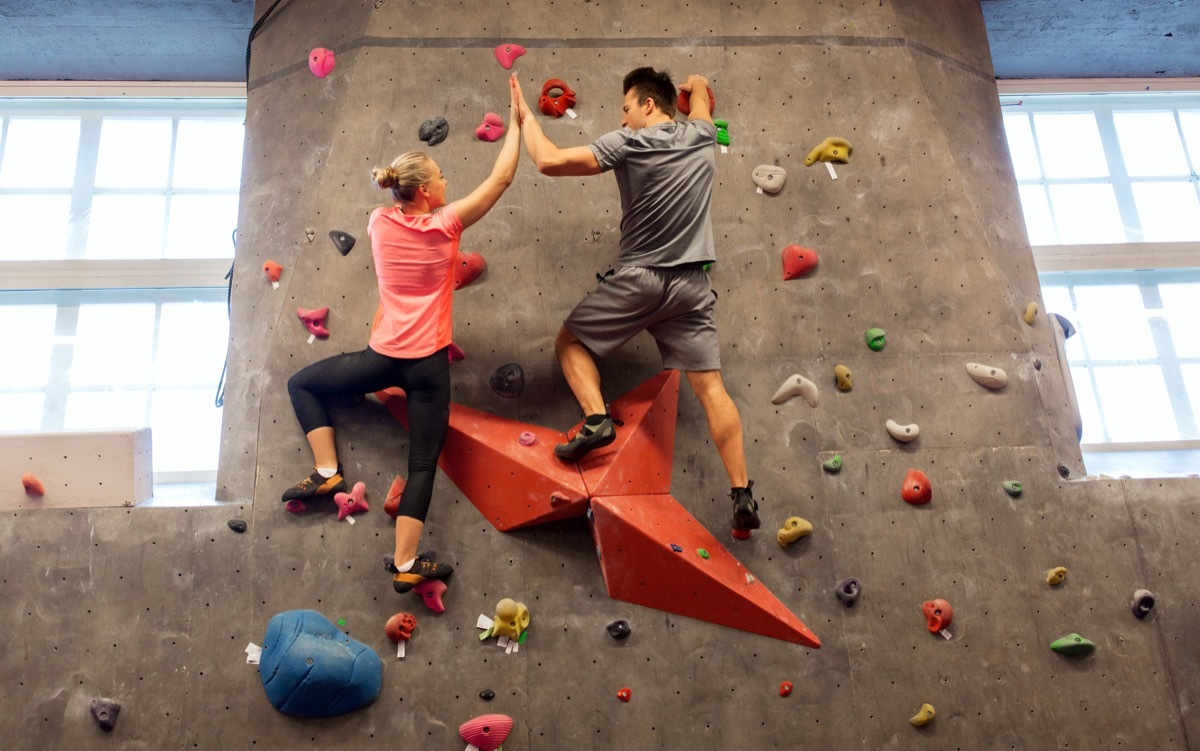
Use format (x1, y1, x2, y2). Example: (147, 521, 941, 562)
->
(1050, 632, 1095, 656)
(865, 328, 886, 351)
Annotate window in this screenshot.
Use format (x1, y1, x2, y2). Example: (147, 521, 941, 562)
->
(1000, 82, 1200, 471)
(0, 85, 244, 484)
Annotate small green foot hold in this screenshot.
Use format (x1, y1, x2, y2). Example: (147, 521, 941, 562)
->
(1051, 632, 1095, 656)
(865, 327, 886, 351)
(714, 119, 730, 146)
(823, 455, 843, 473)
(1003, 481, 1022, 497)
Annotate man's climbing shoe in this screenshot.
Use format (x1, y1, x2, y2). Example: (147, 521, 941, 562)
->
(555, 415, 616, 461)
(281, 466, 346, 502)
(730, 481, 760, 539)
(384, 553, 454, 594)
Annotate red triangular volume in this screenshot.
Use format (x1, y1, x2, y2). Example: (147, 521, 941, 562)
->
(577, 370, 679, 498)
(589, 494, 820, 648)
(439, 403, 591, 531)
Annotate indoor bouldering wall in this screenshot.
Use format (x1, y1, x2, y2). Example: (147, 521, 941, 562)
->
(4, 0, 1200, 748)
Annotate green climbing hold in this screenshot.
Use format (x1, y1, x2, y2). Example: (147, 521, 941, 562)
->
(823, 455, 843, 473)
(714, 119, 730, 147)
(1050, 632, 1095, 656)
(702, 261, 714, 273)
(697, 548, 710, 559)
(1003, 481, 1022, 497)
(336, 618, 347, 627)
(865, 327, 886, 351)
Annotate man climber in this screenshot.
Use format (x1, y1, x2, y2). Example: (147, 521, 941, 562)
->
(513, 67, 761, 537)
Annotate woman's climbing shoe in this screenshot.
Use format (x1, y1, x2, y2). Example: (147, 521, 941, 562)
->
(281, 466, 346, 502)
(385, 553, 454, 594)
(730, 481, 761, 539)
(555, 415, 615, 461)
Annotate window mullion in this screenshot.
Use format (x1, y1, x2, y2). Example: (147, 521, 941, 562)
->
(1091, 108, 1142, 242)
(42, 303, 78, 429)
(68, 113, 103, 260)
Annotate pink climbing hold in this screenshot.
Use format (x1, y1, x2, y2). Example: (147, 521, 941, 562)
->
(284, 499, 308, 514)
(413, 578, 448, 613)
(781, 244, 818, 280)
(448, 342, 466, 363)
(308, 48, 336, 78)
(453, 251, 486, 290)
(493, 43, 526, 69)
(333, 481, 369, 521)
(475, 112, 506, 142)
(459, 713, 514, 751)
(297, 307, 330, 338)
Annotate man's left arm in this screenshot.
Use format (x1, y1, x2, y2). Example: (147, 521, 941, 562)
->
(679, 74, 713, 125)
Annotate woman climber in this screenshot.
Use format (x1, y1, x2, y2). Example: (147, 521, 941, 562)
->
(282, 74, 523, 595)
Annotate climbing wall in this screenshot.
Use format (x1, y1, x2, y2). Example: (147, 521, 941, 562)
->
(4, 0, 1200, 748)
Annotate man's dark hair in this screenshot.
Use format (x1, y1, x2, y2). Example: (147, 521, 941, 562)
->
(622, 67, 676, 118)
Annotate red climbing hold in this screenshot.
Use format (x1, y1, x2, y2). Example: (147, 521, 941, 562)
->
(781, 245, 818, 280)
(901, 468, 932, 505)
(538, 78, 577, 118)
(453, 251, 486, 290)
(385, 612, 417, 642)
(308, 48, 335, 78)
(413, 578, 447, 613)
(21, 473, 45, 496)
(922, 598, 953, 633)
(297, 307, 330, 338)
(616, 687, 632, 702)
(780, 681, 794, 697)
(284, 499, 307, 514)
(677, 85, 715, 116)
(475, 112, 506, 141)
(493, 43, 526, 69)
(384, 475, 405, 519)
(459, 713, 513, 751)
(333, 481, 369, 521)
(263, 260, 283, 283)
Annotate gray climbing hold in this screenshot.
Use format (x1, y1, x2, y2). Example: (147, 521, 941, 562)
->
(885, 419, 919, 442)
(490, 363, 525, 399)
(419, 116, 450, 146)
(329, 230, 356, 255)
(1057, 463, 1070, 478)
(228, 518, 248, 533)
(91, 698, 121, 732)
(1131, 589, 1155, 619)
(835, 577, 861, 607)
(966, 362, 1008, 389)
(305, 228, 316, 243)
(751, 164, 787, 193)
(771, 373, 818, 407)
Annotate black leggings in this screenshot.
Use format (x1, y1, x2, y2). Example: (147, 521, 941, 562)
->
(287, 346, 450, 523)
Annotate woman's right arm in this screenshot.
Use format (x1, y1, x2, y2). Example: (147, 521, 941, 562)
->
(453, 74, 523, 230)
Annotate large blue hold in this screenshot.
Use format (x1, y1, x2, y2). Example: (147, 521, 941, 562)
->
(258, 610, 383, 718)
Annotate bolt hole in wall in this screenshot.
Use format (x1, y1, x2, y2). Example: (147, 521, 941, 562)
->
(0, 89, 244, 505)
(999, 82, 1200, 477)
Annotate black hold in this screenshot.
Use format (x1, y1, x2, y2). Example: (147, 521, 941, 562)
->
(419, 116, 450, 146)
(90, 698, 121, 732)
(1165, 32, 1173, 37)
(1057, 463, 1070, 478)
(1132, 589, 1155, 619)
(490, 363, 526, 399)
(606, 619, 632, 640)
(329, 230, 356, 255)
(228, 518, 248, 534)
(1033, 359, 1042, 371)
(479, 688, 496, 701)
(670, 543, 683, 553)
(835, 577, 861, 607)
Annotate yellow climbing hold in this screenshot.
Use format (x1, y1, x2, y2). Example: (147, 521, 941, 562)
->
(776, 516, 814, 547)
(804, 137, 853, 166)
(1046, 566, 1068, 586)
(1024, 301, 1038, 325)
(910, 703, 936, 727)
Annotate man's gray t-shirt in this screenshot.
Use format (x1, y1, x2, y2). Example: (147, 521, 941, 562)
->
(588, 119, 717, 268)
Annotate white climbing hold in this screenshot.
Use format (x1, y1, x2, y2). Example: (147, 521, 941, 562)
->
(966, 362, 1008, 390)
(885, 419, 919, 442)
(771, 373, 818, 407)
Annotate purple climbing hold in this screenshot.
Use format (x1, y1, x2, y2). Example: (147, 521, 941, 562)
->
(835, 577, 861, 607)
(90, 698, 121, 732)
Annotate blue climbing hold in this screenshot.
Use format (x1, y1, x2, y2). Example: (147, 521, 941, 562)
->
(258, 610, 383, 718)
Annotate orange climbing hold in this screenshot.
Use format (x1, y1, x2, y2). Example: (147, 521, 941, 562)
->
(901, 469, 932, 505)
(21, 473, 45, 496)
(781, 245, 818, 280)
(263, 260, 283, 283)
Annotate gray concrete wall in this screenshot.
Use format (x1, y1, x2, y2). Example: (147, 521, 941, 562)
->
(4, 0, 1198, 748)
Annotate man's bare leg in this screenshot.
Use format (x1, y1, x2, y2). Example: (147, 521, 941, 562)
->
(685, 370, 748, 487)
(553, 326, 616, 460)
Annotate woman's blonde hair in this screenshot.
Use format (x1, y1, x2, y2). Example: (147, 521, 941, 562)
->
(371, 151, 434, 203)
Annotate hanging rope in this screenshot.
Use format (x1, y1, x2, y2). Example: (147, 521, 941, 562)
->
(215, 229, 236, 408)
(245, 0, 289, 84)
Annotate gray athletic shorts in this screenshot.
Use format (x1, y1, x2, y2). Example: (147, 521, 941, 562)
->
(563, 264, 721, 371)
